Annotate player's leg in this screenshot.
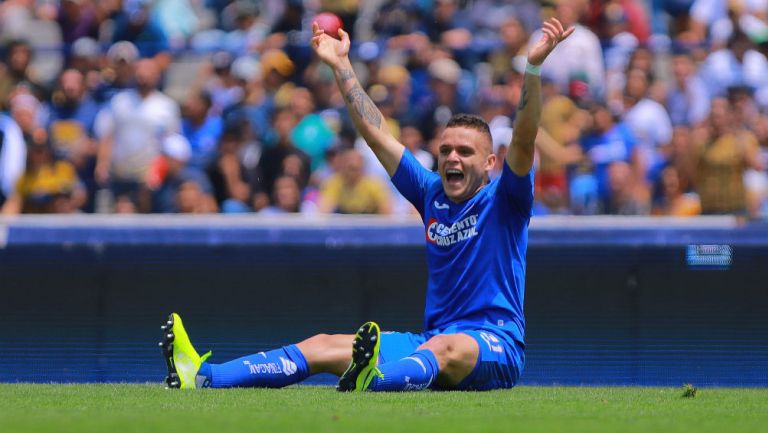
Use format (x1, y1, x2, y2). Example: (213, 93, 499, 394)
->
(362, 333, 479, 391)
(160, 313, 354, 389)
(200, 333, 355, 388)
(435, 330, 522, 391)
(417, 333, 479, 387)
(341, 329, 519, 391)
(336, 322, 425, 392)
(295, 333, 355, 376)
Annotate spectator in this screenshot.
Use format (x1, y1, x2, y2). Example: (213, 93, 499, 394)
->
(401, 124, 435, 171)
(652, 165, 702, 216)
(569, 159, 601, 215)
(151, 133, 216, 213)
(0, 113, 26, 207)
(376, 64, 412, 124)
(320, 0, 361, 40)
(175, 179, 216, 213)
(528, 0, 605, 99)
(587, 0, 651, 44)
(113, 192, 139, 214)
(666, 49, 710, 126)
(426, 0, 473, 50)
(488, 16, 529, 83)
(290, 112, 337, 172)
(109, 0, 172, 69)
(48, 69, 100, 156)
(219, 56, 271, 141)
(580, 102, 639, 202)
(686, 0, 768, 46)
(48, 68, 101, 211)
(257, 107, 311, 202)
(152, 0, 201, 50)
(199, 51, 244, 116)
(602, 160, 650, 215)
(9, 91, 47, 147)
(699, 30, 768, 98)
(259, 174, 305, 215)
(318, 148, 391, 214)
(181, 90, 223, 170)
(68, 37, 102, 88)
(95, 58, 180, 211)
(261, 49, 295, 96)
(1, 0, 767, 217)
(694, 97, 764, 214)
(221, 0, 270, 55)
(412, 57, 471, 138)
(728, 84, 760, 130)
(205, 128, 258, 213)
(0, 40, 45, 109)
(57, 0, 100, 61)
(621, 67, 673, 177)
(1, 140, 85, 215)
(538, 78, 588, 209)
(92, 41, 141, 105)
(666, 125, 698, 195)
(357, 120, 432, 216)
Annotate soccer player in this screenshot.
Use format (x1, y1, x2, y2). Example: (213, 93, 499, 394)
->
(160, 18, 574, 391)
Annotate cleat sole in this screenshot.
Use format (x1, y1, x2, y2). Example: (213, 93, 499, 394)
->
(160, 314, 180, 388)
(337, 322, 381, 392)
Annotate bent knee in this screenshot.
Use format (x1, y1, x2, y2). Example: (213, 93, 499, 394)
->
(418, 334, 477, 368)
(418, 334, 479, 386)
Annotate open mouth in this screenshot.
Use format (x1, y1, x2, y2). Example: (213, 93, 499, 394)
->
(445, 169, 464, 183)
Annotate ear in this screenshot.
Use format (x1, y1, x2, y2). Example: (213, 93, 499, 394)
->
(486, 152, 497, 171)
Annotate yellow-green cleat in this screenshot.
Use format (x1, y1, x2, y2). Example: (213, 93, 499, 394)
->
(337, 321, 383, 392)
(159, 313, 211, 389)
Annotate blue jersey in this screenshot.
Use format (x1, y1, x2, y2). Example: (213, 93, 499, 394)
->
(391, 149, 533, 346)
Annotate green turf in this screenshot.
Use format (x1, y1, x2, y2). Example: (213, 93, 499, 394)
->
(1, 384, 767, 433)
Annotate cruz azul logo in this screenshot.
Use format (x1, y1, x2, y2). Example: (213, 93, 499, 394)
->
(426, 214, 479, 247)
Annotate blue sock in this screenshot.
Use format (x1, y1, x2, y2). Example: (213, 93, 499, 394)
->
(199, 345, 310, 388)
(368, 349, 439, 391)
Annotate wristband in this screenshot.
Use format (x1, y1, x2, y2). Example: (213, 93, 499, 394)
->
(525, 62, 541, 76)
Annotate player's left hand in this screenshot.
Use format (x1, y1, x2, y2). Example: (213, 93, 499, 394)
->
(528, 17, 575, 66)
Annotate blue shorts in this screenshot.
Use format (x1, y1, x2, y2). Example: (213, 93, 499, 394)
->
(378, 327, 524, 391)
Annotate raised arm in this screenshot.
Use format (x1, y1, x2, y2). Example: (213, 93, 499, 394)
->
(311, 24, 404, 176)
(508, 18, 574, 176)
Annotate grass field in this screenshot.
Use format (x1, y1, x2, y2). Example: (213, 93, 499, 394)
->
(2, 384, 767, 433)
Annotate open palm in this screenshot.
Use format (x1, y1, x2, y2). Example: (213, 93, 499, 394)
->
(528, 17, 575, 66)
(311, 22, 350, 68)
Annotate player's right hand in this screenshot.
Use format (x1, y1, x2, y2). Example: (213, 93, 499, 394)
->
(311, 22, 350, 69)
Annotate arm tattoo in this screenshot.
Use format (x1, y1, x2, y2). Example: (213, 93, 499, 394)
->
(518, 83, 529, 111)
(339, 68, 354, 83)
(346, 84, 382, 128)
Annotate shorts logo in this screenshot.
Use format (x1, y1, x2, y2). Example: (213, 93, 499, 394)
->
(479, 332, 504, 354)
(426, 214, 479, 247)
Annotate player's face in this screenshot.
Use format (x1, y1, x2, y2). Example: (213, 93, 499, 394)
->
(437, 127, 496, 203)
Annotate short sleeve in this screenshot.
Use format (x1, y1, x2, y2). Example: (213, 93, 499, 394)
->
(498, 160, 534, 217)
(390, 149, 440, 216)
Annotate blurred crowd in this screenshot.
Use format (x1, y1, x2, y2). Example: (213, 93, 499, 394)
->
(0, 0, 767, 217)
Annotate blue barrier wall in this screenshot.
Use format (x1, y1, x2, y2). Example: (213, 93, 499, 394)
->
(1, 215, 767, 386)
